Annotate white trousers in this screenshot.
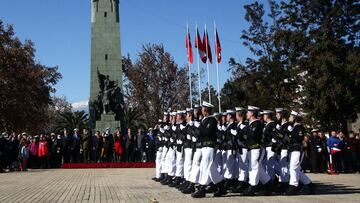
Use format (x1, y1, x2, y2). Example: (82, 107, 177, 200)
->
(213, 149, 224, 176)
(175, 149, 184, 177)
(248, 148, 270, 186)
(183, 148, 193, 181)
(223, 150, 238, 180)
(237, 148, 248, 182)
(278, 149, 289, 183)
(160, 146, 168, 173)
(289, 151, 311, 186)
(166, 147, 176, 176)
(199, 147, 224, 185)
(265, 147, 277, 180)
(189, 148, 202, 184)
(155, 147, 163, 178)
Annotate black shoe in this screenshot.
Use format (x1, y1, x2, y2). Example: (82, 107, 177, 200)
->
(191, 185, 206, 198)
(182, 183, 195, 194)
(213, 181, 228, 197)
(242, 185, 257, 196)
(152, 177, 157, 181)
(284, 185, 299, 196)
(232, 181, 248, 193)
(178, 181, 189, 190)
(161, 176, 173, 185)
(258, 181, 272, 196)
(160, 175, 169, 184)
(205, 183, 216, 193)
(300, 182, 316, 195)
(156, 173, 165, 182)
(169, 177, 181, 187)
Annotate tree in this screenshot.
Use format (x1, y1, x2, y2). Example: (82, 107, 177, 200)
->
(123, 106, 148, 131)
(0, 20, 62, 133)
(44, 96, 72, 133)
(53, 111, 89, 133)
(280, 0, 360, 131)
(123, 44, 190, 126)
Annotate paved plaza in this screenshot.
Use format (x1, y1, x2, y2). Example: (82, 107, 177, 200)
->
(0, 168, 359, 203)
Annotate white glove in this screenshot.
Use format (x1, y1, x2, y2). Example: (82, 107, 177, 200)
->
(176, 139, 180, 144)
(221, 125, 227, 131)
(276, 124, 281, 130)
(240, 124, 246, 130)
(230, 129, 237, 136)
(217, 125, 222, 131)
(194, 121, 200, 128)
(189, 121, 194, 126)
(287, 125, 293, 132)
(186, 134, 191, 140)
(272, 138, 277, 143)
(164, 125, 169, 130)
(317, 148, 322, 153)
(178, 140, 183, 145)
(172, 126, 176, 131)
(192, 136, 197, 142)
(158, 136, 162, 141)
(170, 138, 174, 143)
(164, 137, 168, 141)
(180, 124, 186, 130)
(160, 128, 165, 133)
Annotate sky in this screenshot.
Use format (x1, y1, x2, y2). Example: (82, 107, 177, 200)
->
(0, 0, 260, 104)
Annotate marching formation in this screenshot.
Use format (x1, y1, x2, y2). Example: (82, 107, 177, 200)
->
(151, 102, 316, 198)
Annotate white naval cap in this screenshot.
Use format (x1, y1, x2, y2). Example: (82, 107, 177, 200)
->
(177, 110, 186, 115)
(221, 112, 227, 116)
(311, 128, 319, 133)
(169, 112, 176, 116)
(73, 128, 79, 131)
(202, 101, 214, 108)
(290, 110, 302, 117)
(163, 112, 169, 115)
(226, 109, 236, 114)
(213, 112, 220, 116)
(247, 105, 260, 112)
(194, 104, 200, 109)
(262, 110, 274, 115)
(235, 107, 246, 112)
(158, 119, 163, 123)
(186, 108, 193, 112)
(275, 108, 285, 113)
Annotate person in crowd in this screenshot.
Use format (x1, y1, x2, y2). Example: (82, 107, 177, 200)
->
(38, 134, 49, 169)
(135, 128, 143, 162)
(19, 140, 29, 171)
(114, 129, 123, 162)
(327, 130, 344, 173)
(62, 129, 71, 164)
(93, 131, 101, 163)
(82, 128, 91, 163)
(70, 128, 81, 163)
(125, 128, 136, 162)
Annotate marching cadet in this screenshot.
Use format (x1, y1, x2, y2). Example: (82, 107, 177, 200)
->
(160, 112, 171, 184)
(191, 102, 226, 198)
(214, 113, 225, 179)
(285, 111, 315, 195)
(223, 109, 238, 191)
(162, 112, 177, 185)
(169, 111, 186, 187)
(274, 108, 291, 191)
(243, 106, 271, 196)
(262, 110, 278, 185)
(182, 106, 203, 194)
(233, 107, 249, 193)
(177, 108, 194, 191)
(153, 119, 164, 182)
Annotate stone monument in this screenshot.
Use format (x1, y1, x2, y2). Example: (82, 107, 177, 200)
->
(89, 0, 124, 132)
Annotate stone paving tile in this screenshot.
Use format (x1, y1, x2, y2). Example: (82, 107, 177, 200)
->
(0, 169, 359, 203)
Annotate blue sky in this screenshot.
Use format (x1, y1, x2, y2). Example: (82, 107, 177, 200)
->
(0, 0, 259, 103)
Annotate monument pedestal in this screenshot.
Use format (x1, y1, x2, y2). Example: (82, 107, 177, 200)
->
(95, 113, 121, 132)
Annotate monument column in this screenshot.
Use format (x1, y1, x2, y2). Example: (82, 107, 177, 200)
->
(89, 0, 124, 132)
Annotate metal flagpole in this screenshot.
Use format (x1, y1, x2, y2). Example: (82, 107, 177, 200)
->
(196, 23, 202, 105)
(214, 21, 221, 113)
(187, 23, 193, 108)
(204, 23, 211, 103)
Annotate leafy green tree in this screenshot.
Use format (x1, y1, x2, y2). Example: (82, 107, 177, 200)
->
(123, 106, 148, 131)
(0, 20, 62, 133)
(54, 111, 88, 133)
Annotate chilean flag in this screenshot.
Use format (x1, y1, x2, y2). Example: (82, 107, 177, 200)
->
(215, 29, 221, 63)
(186, 27, 194, 64)
(195, 28, 207, 63)
(203, 30, 212, 64)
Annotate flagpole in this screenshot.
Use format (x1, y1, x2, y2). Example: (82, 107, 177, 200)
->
(205, 23, 211, 103)
(196, 23, 202, 105)
(214, 21, 221, 113)
(187, 23, 193, 108)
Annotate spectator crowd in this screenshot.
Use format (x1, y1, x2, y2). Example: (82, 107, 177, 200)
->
(0, 127, 157, 172)
(0, 127, 359, 173)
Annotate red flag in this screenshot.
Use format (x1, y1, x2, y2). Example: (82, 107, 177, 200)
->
(195, 28, 207, 63)
(203, 30, 212, 64)
(215, 29, 221, 63)
(186, 28, 194, 64)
